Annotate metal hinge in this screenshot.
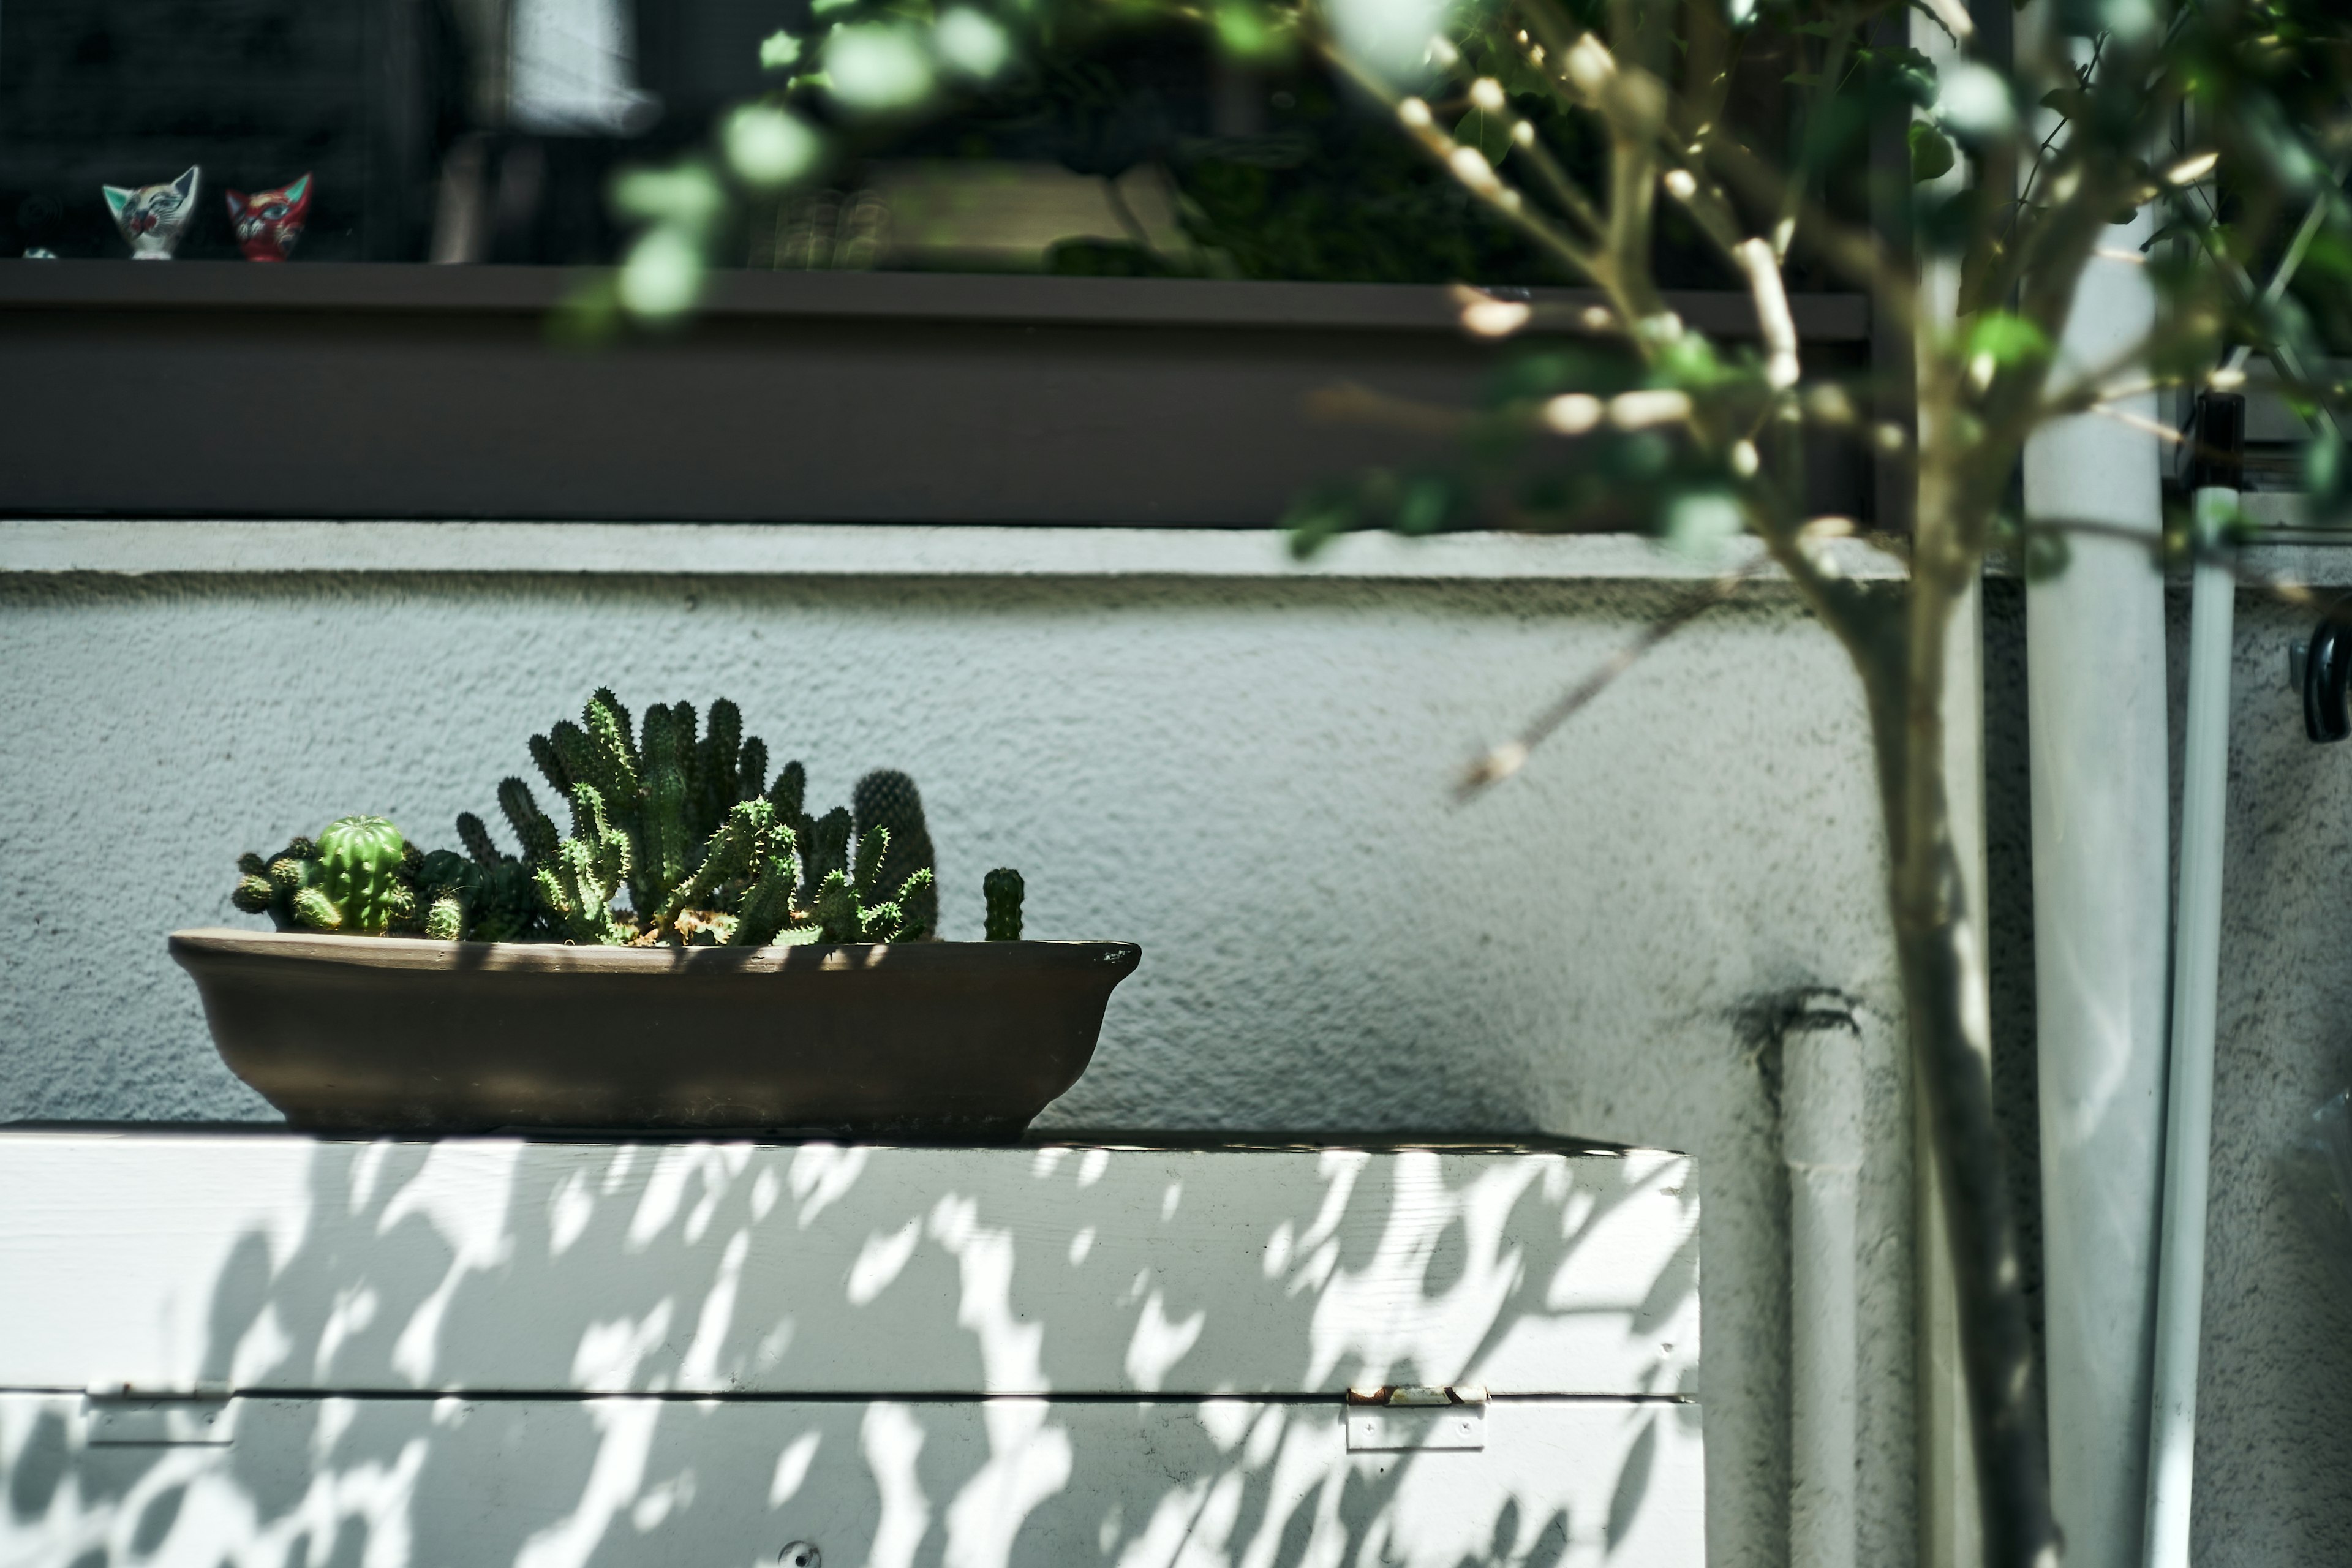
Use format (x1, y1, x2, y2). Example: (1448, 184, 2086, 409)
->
(84, 1382, 238, 1447)
(1343, 1385, 1487, 1452)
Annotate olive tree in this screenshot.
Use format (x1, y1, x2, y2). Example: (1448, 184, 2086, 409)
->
(605, 2, 2352, 1559)
(1275, 7, 2348, 1564)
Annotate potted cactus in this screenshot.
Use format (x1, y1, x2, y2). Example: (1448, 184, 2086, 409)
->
(175, 688, 1138, 1138)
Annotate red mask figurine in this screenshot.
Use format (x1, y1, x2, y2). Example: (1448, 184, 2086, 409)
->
(225, 174, 312, 261)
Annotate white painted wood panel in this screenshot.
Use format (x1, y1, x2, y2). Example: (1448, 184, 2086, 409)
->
(0, 1393, 1705, 1567)
(0, 1136, 1697, 1399)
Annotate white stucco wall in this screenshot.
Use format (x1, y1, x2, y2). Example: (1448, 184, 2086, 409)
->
(0, 527, 1916, 1567)
(2166, 591, 2352, 1566)
(1980, 574, 2352, 1567)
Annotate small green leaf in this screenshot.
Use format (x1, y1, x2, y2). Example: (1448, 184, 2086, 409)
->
(1966, 311, 2054, 369)
(759, 30, 804, 70)
(723, 105, 823, 188)
(617, 226, 705, 320)
(609, 162, 725, 229)
(1936, 61, 2016, 140)
(1909, 122, 1956, 184)
(1396, 475, 1455, 535)
(1213, 1, 1283, 59)
(1283, 483, 1360, 557)
(823, 23, 937, 113)
(1887, 61, 1939, 110)
(2022, 527, 2071, 582)
(1654, 334, 1733, 390)
(2308, 426, 2352, 525)
(935, 7, 1012, 80)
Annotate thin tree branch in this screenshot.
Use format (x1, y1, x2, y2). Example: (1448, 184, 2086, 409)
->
(1456, 557, 1770, 800)
(2019, 516, 2330, 610)
(1772, 4, 1864, 262)
(2088, 402, 2188, 446)
(1736, 237, 1804, 391)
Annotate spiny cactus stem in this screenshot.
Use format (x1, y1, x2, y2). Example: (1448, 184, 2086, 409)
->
(984, 867, 1025, 942)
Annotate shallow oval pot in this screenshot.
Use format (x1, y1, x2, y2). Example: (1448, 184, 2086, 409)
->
(171, 928, 1140, 1138)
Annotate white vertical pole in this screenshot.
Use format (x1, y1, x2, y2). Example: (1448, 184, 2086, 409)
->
(1785, 1012, 1864, 1568)
(2142, 458, 2240, 1568)
(2022, 203, 2169, 1568)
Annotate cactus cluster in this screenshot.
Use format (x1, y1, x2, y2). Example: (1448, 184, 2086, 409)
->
(232, 817, 424, 935)
(228, 687, 1029, 947)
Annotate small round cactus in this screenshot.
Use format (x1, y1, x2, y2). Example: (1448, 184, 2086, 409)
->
(229, 839, 320, 929)
(231, 853, 276, 915)
(415, 849, 473, 941)
(304, 816, 417, 935)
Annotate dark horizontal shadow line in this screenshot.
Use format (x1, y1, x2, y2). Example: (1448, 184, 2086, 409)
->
(13, 1385, 1694, 1406)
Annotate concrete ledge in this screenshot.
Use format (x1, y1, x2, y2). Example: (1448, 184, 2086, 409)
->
(0, 521, 1905, 582)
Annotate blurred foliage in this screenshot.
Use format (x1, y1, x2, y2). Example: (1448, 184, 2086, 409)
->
(574, 0, 1783, 322)
(580, 0, 2352, 554)
(1170, 75, 1583, 284)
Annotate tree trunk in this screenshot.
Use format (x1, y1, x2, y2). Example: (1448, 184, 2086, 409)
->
(1891, 854, 2058, 1568)
(1851, 501, 2059, 1568)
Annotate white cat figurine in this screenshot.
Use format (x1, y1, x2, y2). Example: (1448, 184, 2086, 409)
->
(102, 167, 200, 259)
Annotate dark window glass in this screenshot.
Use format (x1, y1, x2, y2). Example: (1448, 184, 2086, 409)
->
(0, 1, 1798, 287)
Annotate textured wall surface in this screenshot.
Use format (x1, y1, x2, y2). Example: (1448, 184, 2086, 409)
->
(1983, 582, 2352, 1567)
(0, 566, 1915, 1567)
(2168, 594, 2352, 1567)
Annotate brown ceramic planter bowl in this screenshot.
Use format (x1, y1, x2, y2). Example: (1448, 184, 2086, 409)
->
(170, 927, 1140, 1138)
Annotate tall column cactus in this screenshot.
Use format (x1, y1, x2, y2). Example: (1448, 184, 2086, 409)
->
(798, 807, 852, 904)
(435, 778, 557, 941)
(691, 698, 747, 835)
(984, 869, 1025, 942)
(656, 796, 816, 946)
(853, 769, 939, 940)
(641, 703, 693, 903)
(534, 783, 633, 945)
(524, 690, 785, 929)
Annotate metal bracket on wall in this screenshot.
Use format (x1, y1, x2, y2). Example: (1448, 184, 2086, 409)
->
(1344, 1386, 1488, 1452)
(84, 1382, 237, 1446)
